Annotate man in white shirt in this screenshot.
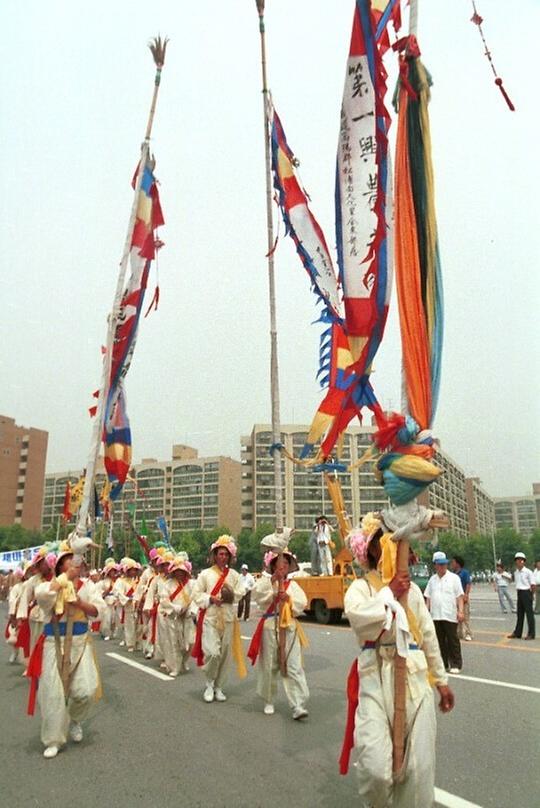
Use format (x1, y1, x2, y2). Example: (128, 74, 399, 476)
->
(237, 564, 255, 621)
(424, 551, 464, 673)
(507, 552, 536, 640)
(492, 562, 515, 614)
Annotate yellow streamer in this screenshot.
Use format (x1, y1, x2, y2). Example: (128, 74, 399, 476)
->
(231, 619, 247, 679)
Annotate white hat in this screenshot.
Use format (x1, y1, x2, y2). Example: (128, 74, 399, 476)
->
(432, 551, 449, 564)
(514, 551, 526, 560)
(241, 564, 248, 570)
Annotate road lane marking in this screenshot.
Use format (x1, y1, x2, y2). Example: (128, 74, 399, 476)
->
(434, 787, 483, 807)
(448, 673, 540, 694)
(466, 639, 540, 653)
(106, 652, 173, 681)
(472, 616, 505, 621)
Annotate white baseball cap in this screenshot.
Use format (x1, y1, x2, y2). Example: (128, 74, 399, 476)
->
(241, 563, 249, 569)
(514, 552, 526, 560)
(432, 551, 449, 564)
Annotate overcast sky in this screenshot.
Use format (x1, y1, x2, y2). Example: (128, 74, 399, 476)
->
(1, 0, 538, 498)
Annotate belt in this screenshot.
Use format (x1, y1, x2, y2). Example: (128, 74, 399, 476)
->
(362, 641, 419, 650)
(44, 621, 88, 637)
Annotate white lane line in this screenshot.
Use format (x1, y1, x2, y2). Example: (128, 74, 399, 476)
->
(448, 673, 540, 694)
(434, 786, 483, 808)
(241, 635, 252, 641)
(472, 616, 506, 621)
(106, 652, 173, 681)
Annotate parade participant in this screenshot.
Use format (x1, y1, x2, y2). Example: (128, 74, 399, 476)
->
(507, 552, 536, 640)
(143, 549, 175, 664)
(25, 542, 105, 759)
(6, 567, 25, 664)
(17, 547, 57, 659)
(237, 564, 255, 621)
(249, 544, 309, 719)
(113, 558, 142, 652)
(340, 514, 454, 807)
(96, 559, 120, 641)
(158, 556, 195, 677)
(312, 515, 334, 576)
(191, 535, 246, 702)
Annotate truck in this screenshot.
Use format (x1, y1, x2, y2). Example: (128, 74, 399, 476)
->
(294, 547, 357, 624)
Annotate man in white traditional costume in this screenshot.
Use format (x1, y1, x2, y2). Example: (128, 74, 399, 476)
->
(26, 542, 105, 759)
(157, 556, 195, 677)
(143, 549, 175, 666)
(340, 513, 455, 807)
(134, 549, 162, 659)
(6, 567, 25, 663)
(249, 539, 310, 720)
(17, 547, 56, 660)
(312, 515, 334, 576)
(191, 535, 246, 702)
(96, 559, 120, 641)
(113, 558, 142, 651)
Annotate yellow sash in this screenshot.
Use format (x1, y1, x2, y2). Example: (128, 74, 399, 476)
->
(231, 619, 247, 679)
(366, 565, 423, 647)
(279, 598, 309, 650)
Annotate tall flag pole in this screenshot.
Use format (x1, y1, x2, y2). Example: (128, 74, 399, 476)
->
(255, 0, 284, 533)
(75, 37, 168, 541)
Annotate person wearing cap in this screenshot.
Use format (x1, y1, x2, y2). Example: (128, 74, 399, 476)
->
(27, 543, 105, 759)
(311, 515, 334, 576)
(191, 535, 247, 703)
(157, 556, 195, 677)
(96, 560, 120, 641)
(16, 547, 57, 662)
(6, 567, 25, 664)
(507, 552, 535, 640)
(424, 551, 464, 673)
(340, 514, 454, 806)
(492, 562, 515, 614)
(237, 564, 255, 621)
(113, 558, 142, 652)
(249, 546, 310, 720)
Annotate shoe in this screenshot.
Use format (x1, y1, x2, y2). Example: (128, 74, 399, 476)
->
(214, 688, 227, 702)
(127, 647, 134, 653)
(449, 668, 461, 674)
(119, 640, 126, 647)
(524, 636, 535, 641)
(182, 663, 190, 673)
(69, 722, 83, 743)
(264, 703, 275, 715)
(160, 662, 168, 670)
(43, 745, 59, 759)
(465, 635, 472, 641)
(203, 683, 215, 703)
(144, 652, 153, 659)
(103, 636, 110, 642)
(8, 652, 16, 664)
(507, 634, 519, 639)
(169, 672, 178, 678)
(292, 707, 309, 720)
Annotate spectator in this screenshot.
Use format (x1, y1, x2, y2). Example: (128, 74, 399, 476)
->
(492, 562, 515, 614)
(507, 552, 536, 640)
(534, 560, 540, 615)
(424, 551, 464, 673)
(311, 515, 334, 576)
(450, 555, 473, 641)
(237, 564, 255, 621)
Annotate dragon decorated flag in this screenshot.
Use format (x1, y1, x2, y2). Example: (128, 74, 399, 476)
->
(103, 157, 164, 498)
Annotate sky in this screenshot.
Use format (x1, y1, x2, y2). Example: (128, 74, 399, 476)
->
(0, 0, 538, 498)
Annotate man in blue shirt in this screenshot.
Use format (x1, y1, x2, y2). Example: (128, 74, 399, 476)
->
(451, 556, 473, 641)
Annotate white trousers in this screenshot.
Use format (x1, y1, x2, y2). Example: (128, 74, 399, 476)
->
(38, 635, 99, 748)
(319, 545, 333, 576)
(121, 606, 142, 649)
(256, 625, 309, 712)
(202, 620, 233, 688)
(101, 604, 118, 638)
(162, 615, 195, 675)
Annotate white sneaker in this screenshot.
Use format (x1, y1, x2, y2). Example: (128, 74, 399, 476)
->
(465, 635, 472, 641)
(203, 683, 215, 703)
(69, 722, 83, 743)
(8, 652, 16, 664)
(160, 662, 168, 670)
(169, 672, 178, 678)
(449, 667, 461, 674)
(264, 703, 275, 715)
(119, 640, 126, 647)
(43, 745, 59, 759)
(144, 652, 153, 659)
(214, 688, 227, 702)
(292, 707, 309, 720)
(103, 636, 110, 642)
(127, 647, 134, 653)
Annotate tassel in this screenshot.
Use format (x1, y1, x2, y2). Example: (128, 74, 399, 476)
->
(144, 285, 160, 318)
(339, 659, 360, 775)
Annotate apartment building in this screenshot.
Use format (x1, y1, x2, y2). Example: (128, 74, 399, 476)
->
(0, 415, 48, 529)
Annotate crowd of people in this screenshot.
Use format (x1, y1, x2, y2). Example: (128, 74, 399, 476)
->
(1, 522, 537, 806)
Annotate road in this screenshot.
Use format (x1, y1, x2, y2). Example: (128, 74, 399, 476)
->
(0, 584, 538, 808)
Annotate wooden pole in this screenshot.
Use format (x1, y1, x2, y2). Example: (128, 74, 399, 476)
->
(255, 0, 284, 533)
(76, 37, 168, 539)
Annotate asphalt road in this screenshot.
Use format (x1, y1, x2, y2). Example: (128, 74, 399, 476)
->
(0, 584, 538, 808)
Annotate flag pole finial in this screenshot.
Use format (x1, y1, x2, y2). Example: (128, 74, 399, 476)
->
(149, 35, 169, 70)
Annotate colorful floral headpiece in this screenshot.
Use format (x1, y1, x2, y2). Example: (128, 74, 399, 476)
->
(210, 535, 237, 558)
(347, 513, 383, 568)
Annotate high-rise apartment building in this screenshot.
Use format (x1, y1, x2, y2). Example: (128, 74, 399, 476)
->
(42, 444, 241, 536)
(0, 415, 48, 530)
(493, 484, 540, 537)
(465, 476, 496, 536)
(242, 424, 477, 539)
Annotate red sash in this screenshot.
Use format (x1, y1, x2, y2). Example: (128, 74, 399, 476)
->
(120, 586, 135, 625)
(247, 581, 290, 666)
(4, 622, 11, 640)
(338, 659, 360, 775)
(191, 568, 229, 667)
(170, 582, 185, 603)
(25, 634, 46, 716)
(15, 619, 31, 658)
